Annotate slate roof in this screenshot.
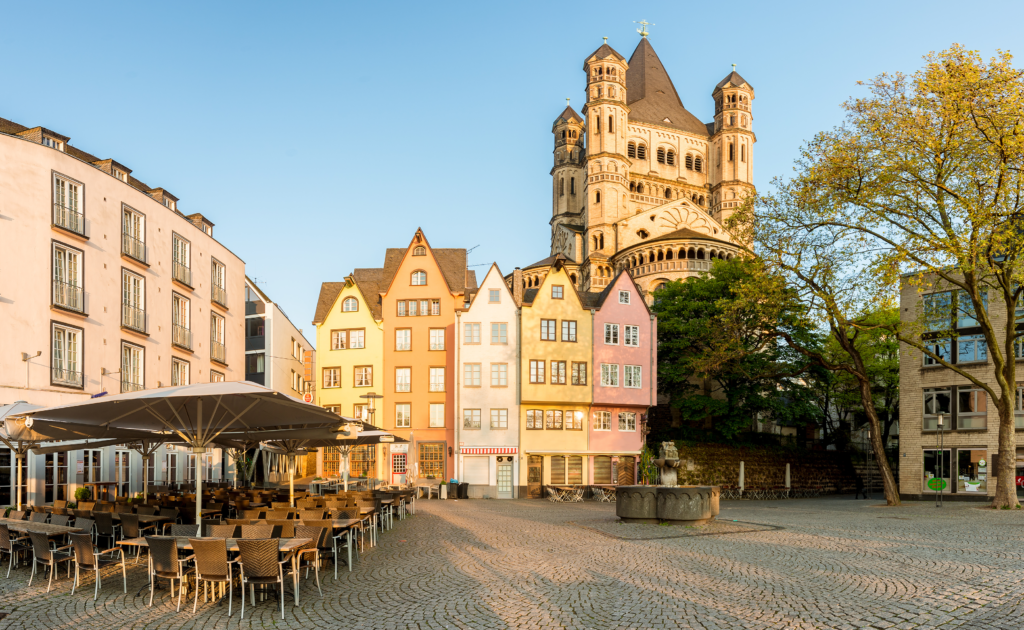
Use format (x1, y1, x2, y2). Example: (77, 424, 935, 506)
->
(312, 282, 345, 325)
(584, 42, 625, 64)
(352, 268, 386, 320)
(523, 255, 560, 271)
(716, 70, 753, 91)
(381, 247, 474, 295)
(553, 105, 583, 125)
(625, 38, 709, 137)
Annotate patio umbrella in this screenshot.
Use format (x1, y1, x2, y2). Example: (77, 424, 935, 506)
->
(24, 382, 348, 525)
(0, 403, 154, 509)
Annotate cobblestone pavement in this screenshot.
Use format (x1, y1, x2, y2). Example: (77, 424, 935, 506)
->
(0, 497, 1023, 629)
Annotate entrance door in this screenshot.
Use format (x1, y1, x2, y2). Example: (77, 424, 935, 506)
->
(527, 455, 543, 498)
(392, 453, 407, 485)
(497, 461, 513, 499)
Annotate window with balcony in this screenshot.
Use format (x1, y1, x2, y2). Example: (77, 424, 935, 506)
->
(210, 312, 226, 364)
(121, 342, 144, 392)
(122, 270, 145, 333)
(429, 367, 445, 392)
(51, 323, 83, 388)
(53, 174, 84, 235)
(211, 259, 227, 307)
(172, 293, 192, 350)
(171, 358, 190, 386)
(52, 242, 83, 313)
(429, 328, 444, 350)
(395, 367, 411, 392)
(172, 234, 192, 286)
(122, 206, 146, 263)
(210, 370, 225, 383)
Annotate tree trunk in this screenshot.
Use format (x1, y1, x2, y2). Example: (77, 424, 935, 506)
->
(855, 378, 901, 505)
(992, 397, 1019, 508)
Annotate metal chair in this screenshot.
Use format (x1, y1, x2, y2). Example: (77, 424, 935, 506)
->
(330, 507, 366, 552)
(28, 531, 73, 592)
(0, 524, 29, 578)
(236, 538, 288, 620)
(69, 533, 126, 601)
(72, 517, 95, 542)
(189, 538, 235, 616)
(137, 506, 157, 516)
(119, 514, 154, 563)
(304, 518, 348, 578)
(546, 488, 563, 503)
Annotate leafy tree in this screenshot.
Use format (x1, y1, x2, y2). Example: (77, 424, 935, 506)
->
(651, 258, 821, 442)
(732, 45, 1024, 506)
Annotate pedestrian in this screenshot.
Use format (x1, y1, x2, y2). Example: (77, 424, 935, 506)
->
(854, 475, 868, 500)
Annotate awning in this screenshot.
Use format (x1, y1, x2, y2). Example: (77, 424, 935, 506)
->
(461, 447, 518, 455)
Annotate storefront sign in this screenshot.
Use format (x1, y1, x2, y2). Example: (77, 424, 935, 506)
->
(391, 443, 409, 453)
(76, 460, 84, 474)
(927, 478, 947, 491)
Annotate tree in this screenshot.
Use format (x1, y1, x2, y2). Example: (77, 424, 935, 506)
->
(732, 45, 1024, 506)
(651, 258, 821, 442)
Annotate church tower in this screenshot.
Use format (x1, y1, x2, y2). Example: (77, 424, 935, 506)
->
(550, 104, 585, 234)
(709, 67, 755, 226)
(580, 39, 630, 285)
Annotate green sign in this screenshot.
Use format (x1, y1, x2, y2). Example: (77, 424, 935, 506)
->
(927, 478, 947, 491)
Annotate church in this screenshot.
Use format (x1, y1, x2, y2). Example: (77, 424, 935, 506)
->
(519, 29, 754, 299)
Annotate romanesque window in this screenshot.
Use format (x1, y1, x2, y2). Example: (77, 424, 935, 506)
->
(595, 191, 601, 203)
(694, 156, 703, 172)
(667, 150, 676, 165)
(636, 183, 644, 194)
(657, 148, 666, 164)
(685, 154, 694, 170)
(412, 246, 426, 256)
(628, 142, 636, 158)
(637, 144, 647, 160)
(608, 116, 614, 133)
(559, 178, 564, 197)
(570, 177, 576, 195)
(664, 188, 672, 200)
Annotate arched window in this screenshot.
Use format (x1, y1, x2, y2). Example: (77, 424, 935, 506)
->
(412, 246, 426, 256)
(570, 273, 577, 284)
(685, 154, 694, 170)
(595, 191, 601, 203)
(695, 157, 703, 172)
(629, 182, 636, 192)
(729, 115, 735, 126)
(599, 233, 605, 249)
(687, 248, 696, 259)
(636, 183, 644, 194)
(657, 148, 666, 164)
(559, 178, 565, 197)
(667, 150, 676, 165)
(608, 115, 614, 133)
(657, 250, 664, 261)
(728, 144, 734, 162)
(342, 297, 358, 312)
(664, 188, 672, 200)
(637, 144, 647, 160)
(741, 145, 746, 162)
(699, 195, 705, 205)
(593, 235, 599, 250)
(666, 249, 674, 260)
(628, 142, 636, 158)
(561, 130, 566, 139)
(697, 248, 706, 260)
(411, 271, 427, 286)
(570, 177, 576, 195)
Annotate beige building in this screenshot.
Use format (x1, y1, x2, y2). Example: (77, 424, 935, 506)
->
(541, 34, 750, 299)
(0, 116, 245, 505)
(899, 276, 1017, 500)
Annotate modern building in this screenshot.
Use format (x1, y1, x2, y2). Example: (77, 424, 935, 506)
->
(455, 264, 521, 498)
(0, 116, 245, 504)
(542, 33, 750, 300)
(899, 276, 1010, 500)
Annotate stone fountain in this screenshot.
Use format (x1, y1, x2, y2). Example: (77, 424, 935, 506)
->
(616, 442, 719, 525)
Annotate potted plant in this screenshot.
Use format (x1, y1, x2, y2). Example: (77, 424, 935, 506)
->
(74, 487, 92, 503)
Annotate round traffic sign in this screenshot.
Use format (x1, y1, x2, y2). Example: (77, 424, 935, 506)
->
(303, 393, 313, 403)
(927, 477, 947, 491)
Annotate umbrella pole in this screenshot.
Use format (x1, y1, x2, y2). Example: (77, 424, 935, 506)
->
(196, 450, 203, 529)
(289, 454, 295, 508)
(15, 453, 23, 512)
(142, 455, 149, 503)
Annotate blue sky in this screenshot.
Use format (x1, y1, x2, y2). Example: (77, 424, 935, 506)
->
(4, 0, 1023, 343)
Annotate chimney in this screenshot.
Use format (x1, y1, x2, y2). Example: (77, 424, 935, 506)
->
(512, 267, 524, 307)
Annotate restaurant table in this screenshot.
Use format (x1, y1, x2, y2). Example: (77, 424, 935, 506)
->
(548, 485, 583, 502)
(0, 518, 82, 537)
(118, 536, 312, 605)
(84, 481, 119, 502)
(109, 513, 171, 525)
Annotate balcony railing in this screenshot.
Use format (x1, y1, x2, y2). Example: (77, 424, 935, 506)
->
(245, 336, 265, 351)
(122, 233, 146, 263)
(245, 301, 265, 316)
(121, 379, 144, 393)
(172, 324, 193, 350)
(173, 261, 192, 287)
(52, 367, 83, 388)
(53, 203, 84, 235)
(212, 284, 227, 308)
(52, 280, 84, 312)
(211, 341, 226, 364)
(122, 304, 146, 333)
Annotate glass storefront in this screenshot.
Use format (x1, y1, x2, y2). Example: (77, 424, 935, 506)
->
(956, 449, 987, 493)
(923, 449, 952, 493)
(924, 448, 988, 494)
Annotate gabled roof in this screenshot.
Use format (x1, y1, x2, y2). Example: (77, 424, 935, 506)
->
(352, 268, 386, 321)
(312, 282, 345, 325)
(625, 38, 708, 137)
(589, 270, 654, 317)
(523, 255, 560, 271)
(553, 105, 583, 126)
(380, 230, 474, 297)
(465, 263, 513, 309)
(715, 70, 753, 91)
(584, 42, 625, 65)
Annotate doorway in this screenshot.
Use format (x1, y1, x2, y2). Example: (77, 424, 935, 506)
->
(391, 453, 407, 485)
(527, 455, 543, 498)
(497, 459, 513, 499)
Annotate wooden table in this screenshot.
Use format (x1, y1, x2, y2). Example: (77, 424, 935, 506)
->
(118, 536, 312, 604)
(109, 513, 171, 525)
(85, 481, 119, 502)
(0, 518, 81, 537)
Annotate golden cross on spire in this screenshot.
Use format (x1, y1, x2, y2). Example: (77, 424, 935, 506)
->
(634, 20, 654, 38)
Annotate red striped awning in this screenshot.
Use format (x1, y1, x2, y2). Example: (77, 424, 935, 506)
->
(461, 447, 518, 455)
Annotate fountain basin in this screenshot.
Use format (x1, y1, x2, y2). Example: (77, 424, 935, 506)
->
(615, 485, 659, 523)
(657, 486, 716, 525)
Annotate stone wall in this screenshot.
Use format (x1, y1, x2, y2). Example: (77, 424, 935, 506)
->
(669, 443, 861, 494)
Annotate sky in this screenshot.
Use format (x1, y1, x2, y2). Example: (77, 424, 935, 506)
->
(3, 0, 1023, 345)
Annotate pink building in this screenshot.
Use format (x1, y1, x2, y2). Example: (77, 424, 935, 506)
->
(589, 272, 657, 484)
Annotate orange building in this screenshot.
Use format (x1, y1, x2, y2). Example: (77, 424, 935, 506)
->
(380, 229, 475, 484)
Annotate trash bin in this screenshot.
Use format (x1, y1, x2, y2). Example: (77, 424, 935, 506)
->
(448, 482, 458, 499)
(458, 482, 469, 499)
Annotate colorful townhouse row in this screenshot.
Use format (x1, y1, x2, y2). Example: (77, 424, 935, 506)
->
(313, 229, 657, 498)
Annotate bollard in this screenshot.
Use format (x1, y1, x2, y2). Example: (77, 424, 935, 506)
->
(785, 463, 791, 498)
(739, 461, 745, 496)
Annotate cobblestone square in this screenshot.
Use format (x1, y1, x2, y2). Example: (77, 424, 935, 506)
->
(0, 497, 1021, 629)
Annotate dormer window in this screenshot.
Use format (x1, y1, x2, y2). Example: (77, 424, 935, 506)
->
(42, 137, 64, 151)
(163, 198, 175, 211)
(113, 168, 127, 182)
(202, 224, 212, 236)
(413, 246, 426, 256)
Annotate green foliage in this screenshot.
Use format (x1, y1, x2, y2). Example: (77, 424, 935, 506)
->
(74, 487, 92, 502)
(638, 446, 659, 485)
(650, 258, 823, 442)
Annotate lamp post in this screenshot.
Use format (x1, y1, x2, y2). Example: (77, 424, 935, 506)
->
(866, 430, 872, 500)
(936, 413, 944, 508)
(360, 392, 383, 489)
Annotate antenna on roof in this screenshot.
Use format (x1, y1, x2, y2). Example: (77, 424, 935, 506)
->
(466, 245, 480, 254)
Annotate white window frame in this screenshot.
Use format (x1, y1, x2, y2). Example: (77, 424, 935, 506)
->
(429, 367, 445, 392)
(349, 329, 365, 349)
(395, 367, 411, 392)
(618, 412, 637, 432)
(121, 342, 144, 391)
(51, 323, 82, 387)
(619, 290, 630, 304)
(323, 368, 341, 388)
(171, 358, 190, 386)
(396, 329, 411, 351)
(624, 325, 640, 347)
(593, 411, 611, 431)
(429, 328, 445, 351)
(396, 404, 411, 428)
(624, 365, 642, 389)
(429, 403, 445, 428)
(601, 364, 619, 387)
(604, 323, 619, 345)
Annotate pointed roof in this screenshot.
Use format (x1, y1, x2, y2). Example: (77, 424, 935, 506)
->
(312, 282, 345, 325)
(715, 70, 753, 91)
(625, 38, 708, 137)
(584, 42, 625, 65)
(379, 229, 475, 296)
(553, 105, 583, 126)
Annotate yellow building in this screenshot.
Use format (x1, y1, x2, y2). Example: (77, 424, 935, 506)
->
(518, 259, 594, 498)
(313, 270, 385, 479)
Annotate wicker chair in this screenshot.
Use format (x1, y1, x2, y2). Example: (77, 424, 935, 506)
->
(28, 531, 73, 592)
(119, 514, 154, 563)
(49, 514, 70, 528)
(93, 512, 121, 548)
(239, 525, 274, 539)
(226, 518, 253, 526)
(201, 519, 222, 536)
(267, 520, 295, 538)
(208, 524, 237, 538)
(69, 533, 126, 601)
(303, 518, 349, 578)
(330, 507, 366, 552)
(137, 506, 157, 516)
(298, 510, 325, 521)
(240, 510, 263, 520)
(291, 525, 324, 598)
(77, 502, 96, 511)
(159, 508, 180, 524)
(295, 499, 317, 510)
(167, 524, 201, 538)
(146, 536, 195, 611)
(0, 524, 29, 578)
(72, 518, 95, 542)
(53, 500, 68, 509)
(189, 538, 235, 616)
(271, 502, 291, 511)
(8, 510, 26, 521)
(236, 538, 288, 620)
(205, 503, 224, 520)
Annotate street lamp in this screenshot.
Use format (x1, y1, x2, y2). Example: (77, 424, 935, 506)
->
(935, 413, 944, 508)
(866, 430, 872, 500)
(359, 392, 384, 488)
